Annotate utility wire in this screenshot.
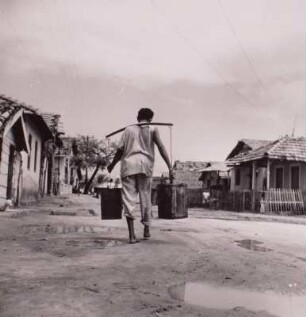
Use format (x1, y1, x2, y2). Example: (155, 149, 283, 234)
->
(217, 0, 275, 106)
(149, 0, 257, 109)
(0, 4, 43, 107)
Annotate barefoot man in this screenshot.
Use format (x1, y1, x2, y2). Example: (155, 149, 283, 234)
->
(107, 108, 174, 243)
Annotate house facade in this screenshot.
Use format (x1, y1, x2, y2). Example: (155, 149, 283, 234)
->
(0, 96, 53, 207)
(53, 137, 75, 195)
(227, 139, 271, 192)
(227, 136, 306, 213)
(228, 137, 306, 192)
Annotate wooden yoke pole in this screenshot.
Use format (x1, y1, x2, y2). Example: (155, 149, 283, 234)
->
(106, 122, 173, 138)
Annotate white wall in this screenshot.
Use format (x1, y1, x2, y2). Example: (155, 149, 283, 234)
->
(20, 117, 43, 203)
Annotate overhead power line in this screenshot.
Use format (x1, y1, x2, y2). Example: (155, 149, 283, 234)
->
(217, 0, 275, 106)
(149, 0, 258, 109)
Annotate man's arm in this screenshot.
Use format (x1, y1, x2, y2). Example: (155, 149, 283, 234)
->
(153, 128, 175, 181)
(107, 148, 123, 173)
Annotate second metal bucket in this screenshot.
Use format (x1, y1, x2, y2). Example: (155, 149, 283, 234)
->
(157, 183, 188, 219)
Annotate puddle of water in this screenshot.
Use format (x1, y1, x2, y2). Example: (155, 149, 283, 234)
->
(65, 238, 123, 248)
(168, 282, 305, 317)
(22, 224, 98, 234)
(160, 228, 194, 233)
(235, 239, 272, 252)
(45, 224, 95, 234)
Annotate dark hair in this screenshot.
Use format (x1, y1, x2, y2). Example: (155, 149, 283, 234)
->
(137, 108, 154, 122)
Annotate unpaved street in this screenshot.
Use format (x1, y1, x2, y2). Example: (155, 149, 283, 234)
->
(0, 195, 305, 317)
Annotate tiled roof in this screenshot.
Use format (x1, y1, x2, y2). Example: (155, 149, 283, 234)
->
(41, 113, 65, 134)
(0, 95, 38, 131)
(0, 95, 54, 140)
(173, 160, 211, 171)
(226, 138, 272, 159)
(228, 136, 306, 164)
(241, 139, 271, 150)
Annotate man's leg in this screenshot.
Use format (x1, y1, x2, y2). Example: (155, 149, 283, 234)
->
(137, 174, 152, 239)
(121, 175, 139, 243)
(121, 175, 138, 219)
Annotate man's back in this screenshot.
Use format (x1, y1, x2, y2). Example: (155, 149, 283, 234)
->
(119, 125, 155, 178)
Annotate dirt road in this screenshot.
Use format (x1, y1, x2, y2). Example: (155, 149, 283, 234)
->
(0, 195, 305, 317)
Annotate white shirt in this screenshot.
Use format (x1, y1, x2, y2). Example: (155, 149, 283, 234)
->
(118, 124, 155, 178)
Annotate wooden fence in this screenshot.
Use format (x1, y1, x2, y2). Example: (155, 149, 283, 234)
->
(210, 189, 305, 215)
(187, 188, 203, 207)
(153, 187, 305, 215)
(261, 189, 304, 215)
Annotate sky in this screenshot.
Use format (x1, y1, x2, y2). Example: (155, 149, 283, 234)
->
(0, 0, 305, 174)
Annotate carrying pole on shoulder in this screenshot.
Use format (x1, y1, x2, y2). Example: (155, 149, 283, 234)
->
(106, 122, 174, 182)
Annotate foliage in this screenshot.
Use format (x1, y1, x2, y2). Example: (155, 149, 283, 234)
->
(71, 136, 116, 169)
(70, 135, 117, 194)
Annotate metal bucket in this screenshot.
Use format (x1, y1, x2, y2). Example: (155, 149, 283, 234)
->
(157, 183, 188, 219)
(100, 188, 122, 219)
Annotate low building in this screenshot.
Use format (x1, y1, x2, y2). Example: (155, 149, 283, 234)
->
(228, 136, 306, 191)
(227, 136, 306, 213)
(198, 162, 231, 192)
(0, 95, 53, 206)
(173, 160, 210, 188)
(227, 139, 271, 192)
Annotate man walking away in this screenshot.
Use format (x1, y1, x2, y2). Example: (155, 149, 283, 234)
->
(107, 108, 174, 243)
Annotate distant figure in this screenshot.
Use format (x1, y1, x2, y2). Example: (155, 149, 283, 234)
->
(108, 179, 115, 189)
(107, 108, 174, 243)
(114, 177, 122, 188)
(0, 199, 13, 212)
(202, 191, 210, 208)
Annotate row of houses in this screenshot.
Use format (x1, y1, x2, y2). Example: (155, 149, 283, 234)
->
(173, 137, 306, 213)
(1, 93, 304, 214)
(0, 95, 74, 209)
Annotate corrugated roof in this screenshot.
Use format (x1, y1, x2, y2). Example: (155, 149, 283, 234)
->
(228, 136, 306, 164)
(198, 161, 231, 173)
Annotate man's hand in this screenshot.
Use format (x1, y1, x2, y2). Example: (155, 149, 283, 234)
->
(107, 164, 114, 173)
(169, 168, 175, 183)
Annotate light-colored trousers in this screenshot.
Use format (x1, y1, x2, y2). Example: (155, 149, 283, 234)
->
(121, 174, 152, 226)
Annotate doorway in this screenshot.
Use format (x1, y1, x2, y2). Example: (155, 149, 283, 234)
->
(6, 145, 15, 200)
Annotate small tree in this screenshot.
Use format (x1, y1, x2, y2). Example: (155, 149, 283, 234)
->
(70, 136, 116, 194)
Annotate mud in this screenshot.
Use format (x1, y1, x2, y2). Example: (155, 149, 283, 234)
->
(0, 194, 304, 317)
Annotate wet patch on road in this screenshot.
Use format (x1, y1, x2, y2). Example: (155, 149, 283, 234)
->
(65, 238, 123, 248)
(21, 224, 111, 234)
(234, 239, 272, 252)
(159, 228, 199, 233)
(168, 282, 305, 317)
(27, 237, 125, 257)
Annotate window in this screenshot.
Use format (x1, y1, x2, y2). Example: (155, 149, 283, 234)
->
(235, 168, 241, 186)
(275, 167, 284, 188)
(290, 166, 300, 189)
(27, 134, 32, 170)
(34, 141, 38, 172)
